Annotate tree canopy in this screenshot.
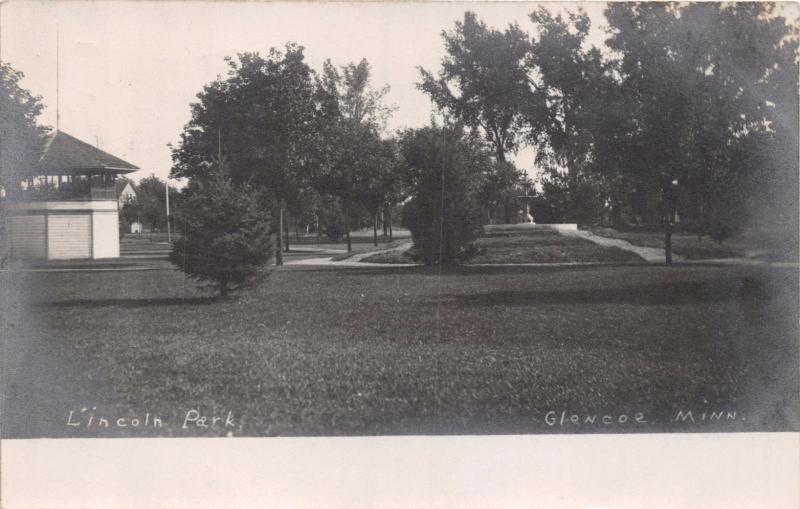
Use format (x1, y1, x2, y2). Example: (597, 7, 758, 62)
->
(0, 63, 49, 194)
(170, 44, 332, 263)
(418, 11, 546, 162)
(594, 2, 799, 251)
(314, 57, 398, 249)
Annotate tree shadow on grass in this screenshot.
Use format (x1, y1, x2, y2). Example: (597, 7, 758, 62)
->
(284, 263, 656, 278)
(440, 278, 787, 307)
(284, 266, 423, 276)
(34, 296, 219, 309)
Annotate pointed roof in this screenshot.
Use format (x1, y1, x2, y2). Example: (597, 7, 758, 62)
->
(115, 178, 133, 195)
(37, 131, 139, 175)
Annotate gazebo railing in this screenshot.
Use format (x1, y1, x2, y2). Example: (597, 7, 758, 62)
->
(8, 180, 118, 202)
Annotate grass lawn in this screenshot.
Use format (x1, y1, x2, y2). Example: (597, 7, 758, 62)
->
(361, 247, 417, 264)
(121, 232, 174, 249)
(590, 227, 799, 261)
(4, 261, 797, 437)
(467, 228, 642, 264)
(121, 229, 413, 255)
(354, 226, 642, 264)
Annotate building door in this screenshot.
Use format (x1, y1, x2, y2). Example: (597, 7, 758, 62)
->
(48, 213, 92, 259)
(9, 214, 46, 259)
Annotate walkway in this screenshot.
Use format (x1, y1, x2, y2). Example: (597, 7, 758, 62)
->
(561, 229, 682, 263)
(286, 241, 415, 267)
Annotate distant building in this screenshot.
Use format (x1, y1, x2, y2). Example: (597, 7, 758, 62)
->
(116, 179, 137, 206)
(115, 179, 143, 234)
(4, 131, 139, 259)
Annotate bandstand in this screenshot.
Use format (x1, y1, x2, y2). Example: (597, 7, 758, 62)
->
(4, 131, 138, 260)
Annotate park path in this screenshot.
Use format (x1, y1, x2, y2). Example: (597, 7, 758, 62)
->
(286, 230, 682, 267)
(286, 241, 415, 267)
(560, 229, 681, 263)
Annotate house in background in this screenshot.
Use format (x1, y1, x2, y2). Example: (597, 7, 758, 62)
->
(116, 178, 137, 205)
(4, 131, 139, 259)
(116, 178, 143, 234)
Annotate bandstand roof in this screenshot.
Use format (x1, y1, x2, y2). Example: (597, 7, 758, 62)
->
(36, 131, 139, 175)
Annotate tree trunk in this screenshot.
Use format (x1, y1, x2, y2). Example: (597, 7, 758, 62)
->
(284, 214, 290, 253)
(373, 213, 378, 247)
(345, 205, 352, 252)
(276, 202, 284, 266)
(383, 206, 389, 236)
(495, 144, 506, 163)
(665, 217, 673, 265)
(663, 181, 676, 265)
(388, 210, 393, 241)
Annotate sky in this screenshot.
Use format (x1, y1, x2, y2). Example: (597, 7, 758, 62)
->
(1, 1, 609, 183)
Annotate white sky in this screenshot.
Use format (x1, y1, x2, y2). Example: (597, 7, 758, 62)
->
(1, 1, 608, 183)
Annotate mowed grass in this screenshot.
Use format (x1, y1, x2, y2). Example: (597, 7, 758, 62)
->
(467, 228, 642, 264)
(356, 227, 641, 264)
(9, 261, 798, 436)
(590, 227, 799, 261)
(361, 248, 417, 264)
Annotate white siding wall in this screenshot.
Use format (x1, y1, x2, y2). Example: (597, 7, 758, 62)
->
(48, 213, 92, 259)
(7, 201, 121, 260)
(92, 210, 120, 258)
(9, 215, 46, 258)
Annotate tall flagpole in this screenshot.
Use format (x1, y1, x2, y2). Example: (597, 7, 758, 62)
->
(165, 179, 171, 243)
(56, 24, 60, 131)
(0, 1, 4, 63)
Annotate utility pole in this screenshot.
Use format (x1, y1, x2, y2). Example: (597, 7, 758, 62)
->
(165, 178, 171, 243)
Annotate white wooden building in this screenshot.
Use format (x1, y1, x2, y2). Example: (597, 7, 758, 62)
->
(4, 131, 138, 260)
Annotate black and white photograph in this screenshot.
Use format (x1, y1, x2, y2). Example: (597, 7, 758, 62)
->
(1, 0, 798, 506)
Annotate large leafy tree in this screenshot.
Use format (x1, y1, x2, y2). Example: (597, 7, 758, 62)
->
(0, 63, 49, 195)
(315, 58, 396, 250)
(171, 44, 328, 265)
(320, 58, 393, 130)
(356, 137, 404, 246)
(313, 121, 380, 252)
(526, 8, 633, 228)
(528, 8, 613, 177)
(594, 2, 798, 262)
(418, 12, 545, 163)
(376, 138, 406, 240)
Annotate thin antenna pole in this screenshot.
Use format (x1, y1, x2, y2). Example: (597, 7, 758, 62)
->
(56, 24, 60, 131)
(165, 178, 171, 243)
(0, 1, 5, 62)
